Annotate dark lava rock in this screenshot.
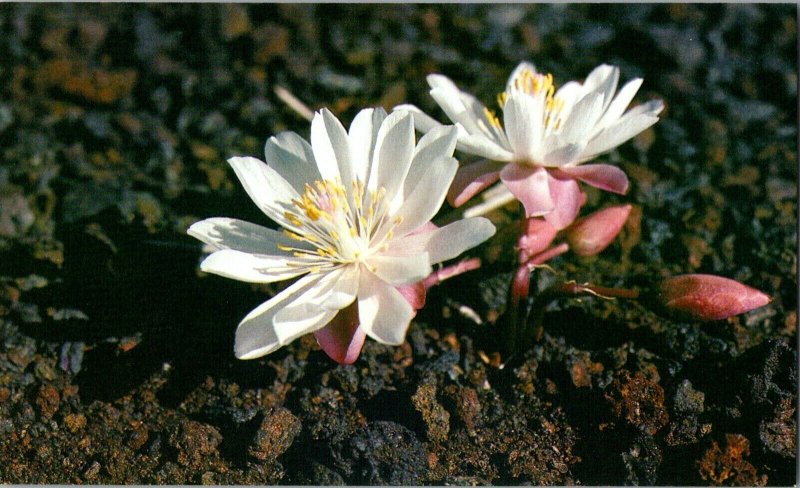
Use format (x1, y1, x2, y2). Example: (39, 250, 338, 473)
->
(348, 421, 428, 485)
(248, 407, 302, 462)
(697, 433, 768, 486)
(622, 432, 662, 486)
(411, 382, 450, 443)
(35, 384, 60, 420)
(606, 370, 669, 436)
(167, 419, 222, 468)
(673, 379, 705, 414)
(758, 396, 796, 459)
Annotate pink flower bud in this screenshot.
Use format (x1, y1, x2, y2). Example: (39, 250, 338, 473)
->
(565, 204, 632, 257)
(517, 218, 559, 263)
(657, 274, 772, 321)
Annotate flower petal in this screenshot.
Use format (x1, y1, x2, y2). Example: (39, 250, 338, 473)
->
(555, 164, 629, 194)
(405, 125, 458, 200)
(310, 108, 350, 184)
(188, 217, 303, 254)
(560, 92, 604, 144)
(367, 253, 432, 285)
(234, 273, 324, 359)
(555, 165, 628, 194)
(499, 164, 554, 217)
(447, 159, 504, 207)
(541, 141, 584, 167)
(227, 156, 299, 222)
(595, 78, 643, 132)
(391, 156, 458, 237)
(313, 302, 366, 364)
(348, 107, 387, 184)
(582, 64, 619, 112)
(369, 110, 415, 208)
(199, 249, 305, 283)
(272, 268, 352, 344)
(456, 131, 514, 161)
(395, 282, 427, 311)
(553, 81, 583, 116)
(388, 217, 496, 264)
(542, 173, 582, 230)
(357, 270, 415, 345)
(429, 86, 484, 136)
(393, 104, 444, 133)
(503, 91, 542, 161)
(263, 131, 320, 193)
(582, 112, 660, 159)
(506, 61, 538, 91)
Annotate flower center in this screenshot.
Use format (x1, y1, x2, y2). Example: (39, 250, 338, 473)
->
(494, 68, 565, 132)
(277, 178, 402, 272)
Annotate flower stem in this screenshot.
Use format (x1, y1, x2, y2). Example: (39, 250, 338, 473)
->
(502, 242, 570, 357)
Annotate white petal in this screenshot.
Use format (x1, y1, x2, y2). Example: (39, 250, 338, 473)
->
(582, 64, 619, 111)
(582, 113, 660, 159)
(560, 92, 604, 143)
(456, 131, 514, 161)
(310, 108, 349, 183)
(429, 87, 485, 136)
(199, 249, 306, 283)
(357, 271, 415, 345)
(391, 156, 458, 237)
(387, 217, 495, 264)
(368, 110, 415, 206)
(188, 217, 304, 254)
(227, 156, 299, 222)
(348, 107, 387, 184)
(393, 104, 444, 133)
(553, 81, 583, 115)
(427, 73, 461, 93)
(263, 131, 320, 193)
(234, 273, 329, 359)
(541, 142, 585, 167)
(272, 267, 357, 343)
(503, 92, 542, 161)
(506, 61, 538, 92)
(404, 125, 458, 199)
(367, 253, 432, 285)
(595, 78, 643, 132)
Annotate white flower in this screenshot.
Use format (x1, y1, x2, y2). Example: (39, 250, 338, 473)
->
(396, 62, 664, 228)
(188, 108, 495, 363)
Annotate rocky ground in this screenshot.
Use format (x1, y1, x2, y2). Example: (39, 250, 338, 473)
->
(0, 4, 796, 485)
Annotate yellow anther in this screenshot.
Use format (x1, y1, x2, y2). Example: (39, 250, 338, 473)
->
(328, 230, 339, 240)
(497, 92, 508, 108)
(483, 107, 502, 129)
(393, 216, 404, 224)
(277, 244, 293, 252)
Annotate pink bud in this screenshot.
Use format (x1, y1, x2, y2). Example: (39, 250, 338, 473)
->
(517, 218, 559, 263)
(657, 274, 772, 321)
(565, 204, 632, 257)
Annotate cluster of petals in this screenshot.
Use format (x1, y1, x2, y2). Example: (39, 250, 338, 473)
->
(397, 62, 664, 229)
(188, 108, 495, 363)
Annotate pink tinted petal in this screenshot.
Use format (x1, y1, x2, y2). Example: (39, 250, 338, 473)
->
(395, 281, 427, 311)
(313, 302, 366, 365)
(447, 160, 503, 207)
(499, 164, 554, 217)
(657, 274, 772, 321)
(566, 204, 632, 256)
(543, 172, 582, 230)
(517, 218, 558, 263)
(555, 164, 629, 195)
